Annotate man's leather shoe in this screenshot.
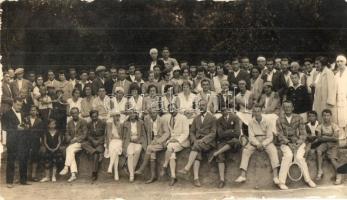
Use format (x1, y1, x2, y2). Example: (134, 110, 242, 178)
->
(193, 179, 201, 187)
(7, 184, 13, 188)
(169, 178, 177, 186)
(218, 180, 225, 188)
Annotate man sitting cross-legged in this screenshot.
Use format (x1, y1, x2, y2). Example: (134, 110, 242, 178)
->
(208, 107, 241, 188)
(178, 99, 217, 187)
(159, 103, 190, 186)
(135, 107, 170, 184)
(235, 106, 280, 185)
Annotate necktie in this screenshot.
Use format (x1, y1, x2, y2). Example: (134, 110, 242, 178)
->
(170, 116, 175, 128)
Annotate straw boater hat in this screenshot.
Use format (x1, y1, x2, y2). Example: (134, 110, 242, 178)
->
(14, 68, 24, 75)
(95, 65, 106, 72)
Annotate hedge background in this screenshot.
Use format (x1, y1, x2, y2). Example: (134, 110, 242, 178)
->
(1, 0, 347, 72)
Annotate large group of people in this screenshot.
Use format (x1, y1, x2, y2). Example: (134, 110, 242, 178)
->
(1, 47, 347, 190)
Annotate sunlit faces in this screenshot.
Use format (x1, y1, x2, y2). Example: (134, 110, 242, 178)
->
(84, 86, 92, 96)
(29, 106, 39, 117)
(238, 80, 247, 92)
(336, 55, 347, 69)
(36, 76, 44, 86)
(182, 82, 191, 93)
(216, 65, 225, 75)
(322, 110, 332, 124)
(251, 67, 260, 79)
(290, 73, 300, 86)
(70, 108, 80, 121)
(198, 99, 208, 112)
(90, 110, 99, 121)
(118, 69, 127, 80)
(150, 48, 158, 60)
(266, 60, 274, 71)
(252, 106, 262, 119)
(110, 68, 118, 79)
(283, 101, 294, 115)
(221, 80, 230, 91)
(162, 49, 170, 59)
(72, 89, 81, 99)
(98, 88, 106, 98)
(232, 60, 240, 72)
(201, 80, 210, 92)
(58, 73, 66, 81)
(47, 71, 55, 81)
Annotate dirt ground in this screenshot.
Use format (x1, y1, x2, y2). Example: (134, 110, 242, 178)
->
(0, 177, 347, 200)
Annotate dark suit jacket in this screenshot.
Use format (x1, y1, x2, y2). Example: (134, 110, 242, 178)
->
(1, 83, 13, 115)
(228, 69, 250, 89)
(104, 78, 117, 96)
(123, 120, 148, 151)
(91, 77, 105, 96)
(23, 116, 43, 139)
(285, 85, 311, 114)
(271, 71, 287, 99)
(216, 113, 241, 142)
(190, 112, 217, 147)
(1, 109, 23, 136)
(65, 118, 88, 144)
(87, 119, 106, 145)
(75, 82, 91, 98)
(276, 113, 307, 146)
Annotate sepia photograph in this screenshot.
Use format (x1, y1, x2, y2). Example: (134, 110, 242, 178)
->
(0, 0, 347, 199)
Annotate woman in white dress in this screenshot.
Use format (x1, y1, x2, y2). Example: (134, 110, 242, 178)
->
(213, 64, 228, 94)
(334, 55, 347, 139)
(106, 112, 124, 181)
(161, 84, 180, 114)
(110, 87, 128, 123)
(66, 89, 82, 119)
(177, 81, 198, 124)
(127, 83, 144, 117)
(31, 75, 45, 106)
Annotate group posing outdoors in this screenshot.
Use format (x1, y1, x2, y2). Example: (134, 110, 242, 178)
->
(1, 47, 347, 190)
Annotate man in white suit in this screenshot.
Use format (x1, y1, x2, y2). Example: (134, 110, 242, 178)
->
(160, 103, 190, 186)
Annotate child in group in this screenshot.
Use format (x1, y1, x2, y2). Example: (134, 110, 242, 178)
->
(38, 86, 53, 122)
(314, 109, 342, 185)
(305, 111, 319, 155)
(40, 119, 64, 182)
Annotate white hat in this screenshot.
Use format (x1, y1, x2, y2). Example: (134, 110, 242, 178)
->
(14, 68, 24, 75)
(114, 87, 124, 93)
(95, 65, 106, 72)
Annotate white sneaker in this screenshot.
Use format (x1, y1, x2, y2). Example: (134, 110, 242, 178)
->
(67, 175, 77, 183)
(52, 176, 57, 182)
(307, 180, 316, 188)
(278, 184, 288, 190)
(59, 167, 69, 176)
(273, 177, 280, 185)
(114, 175, 119, 181)
(40, 177, 50, 183)
(107, 167, 112, 174)
(235, 176, 246, 183)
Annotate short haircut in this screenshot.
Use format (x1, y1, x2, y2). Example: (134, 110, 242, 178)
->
(201, 79, 210, 85)
(307, 110, 318, 116)
(72, 88, 80, 95)
(322, 109, 332, 115)
(315, 56, 329, 66)
(147, 84, 158, 93)
(291, 71, 300, 77)
(89, 109, 99, 117)
(129, 83, 141, 94)
(164, 84, 174, 93)
(70, 107, 79, 113)
(162, 47, 169, 51)
(282, 100, 293, 106)
(181, 80, 192, 89)
(304, 58, 313, 63)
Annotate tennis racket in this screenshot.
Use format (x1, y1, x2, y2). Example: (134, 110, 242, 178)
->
(288, 148, 303, 182)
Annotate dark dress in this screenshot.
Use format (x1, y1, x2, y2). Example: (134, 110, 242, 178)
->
(42, 130, 64, 169)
